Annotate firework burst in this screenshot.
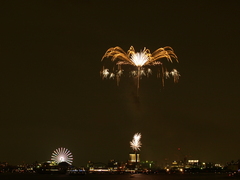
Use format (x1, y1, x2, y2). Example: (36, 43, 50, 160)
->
(130, 133, 142, 151)
(100, 46, 180, 90)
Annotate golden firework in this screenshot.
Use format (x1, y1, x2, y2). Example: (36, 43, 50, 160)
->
(101, 46, 179, 90)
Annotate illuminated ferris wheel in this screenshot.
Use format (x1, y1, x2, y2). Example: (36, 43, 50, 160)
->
(51, 147, 73, 165)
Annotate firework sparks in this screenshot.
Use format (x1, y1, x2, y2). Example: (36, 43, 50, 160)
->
(130, 133, 142, 151)
(100, 46, 179, 89)
(170, 69, 180, 83)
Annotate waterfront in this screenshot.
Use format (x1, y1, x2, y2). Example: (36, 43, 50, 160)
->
(0, 173, 235, 180)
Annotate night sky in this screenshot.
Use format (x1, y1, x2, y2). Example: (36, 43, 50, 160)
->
(1, 1, 240, 167)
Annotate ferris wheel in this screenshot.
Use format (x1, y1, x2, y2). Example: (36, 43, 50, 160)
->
(51, 147, 73, 165)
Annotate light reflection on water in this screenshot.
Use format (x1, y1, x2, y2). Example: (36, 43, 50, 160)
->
(0, 173, 231, 180)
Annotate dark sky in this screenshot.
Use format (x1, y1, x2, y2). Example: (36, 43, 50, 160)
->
(1, 0, 240, 167)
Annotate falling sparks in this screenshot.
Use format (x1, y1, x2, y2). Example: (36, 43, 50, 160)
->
(130, 133, 142, 151)
(100, 46, 180, 90)
(51, 147, 73, 165)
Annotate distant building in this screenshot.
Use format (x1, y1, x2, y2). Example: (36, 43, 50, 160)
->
(140, 160, 157, 170)
(129, 152, 140, 163)
(186, 160, 199, 168)
(108, 159, 119, 171)
(37, 160, 59, 174)
(87, 161, 109, 173)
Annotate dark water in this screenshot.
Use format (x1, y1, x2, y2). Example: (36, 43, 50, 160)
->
(0, 173, 235, 180)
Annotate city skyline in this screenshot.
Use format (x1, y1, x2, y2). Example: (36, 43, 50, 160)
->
(1, 148, 238, 168)
(1, 1, 240, 167)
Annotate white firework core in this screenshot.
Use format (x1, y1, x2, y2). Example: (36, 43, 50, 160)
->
(51, 147, 73, 165)
(131, 52, 149, 66)
(130, 133, 142, 151)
